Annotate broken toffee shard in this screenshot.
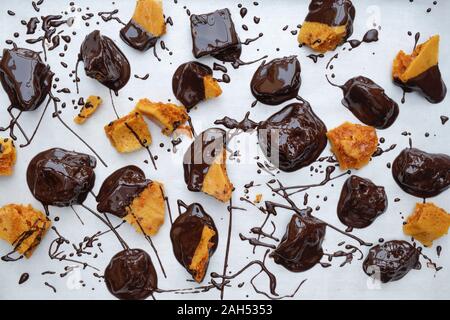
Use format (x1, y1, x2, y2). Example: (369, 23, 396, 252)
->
(258, 100, 327, 172)
(392, 147, 450, 198)
(79, 30, 131, 93)
(170, 201, 218, 283)
(0, 47, 53, 112)
(26, 148, 96, 207)
(250, 56, 302, 105)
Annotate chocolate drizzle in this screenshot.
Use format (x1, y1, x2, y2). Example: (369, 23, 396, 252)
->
(78, 30, 130, 94)
(170, 202, 218, 282)
(96, 166, 151, 218)
(172, 61, 212, 109)
(183, 128, 226, 192)
(363, 240, 420, 283)
(214, 111, 260, 132)
(337, 175, 388, 229)
(338, 76, 399, 129)
(250, 56, 301, 105)
(392, 148, 450, 198)
(104, 248, 158, 300)
(258, 100, 327, 172)
(26, 148, 96, 207)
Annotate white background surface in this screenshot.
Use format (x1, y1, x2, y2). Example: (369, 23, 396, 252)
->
(0, 0, 449, 300)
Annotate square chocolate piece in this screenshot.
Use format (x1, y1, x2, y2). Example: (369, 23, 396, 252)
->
(190, 8, 239, 58)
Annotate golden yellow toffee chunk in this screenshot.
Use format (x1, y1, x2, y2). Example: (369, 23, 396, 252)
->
(298, 22, 347, 53)
(124, 181, 165, 236)
(0, 138, 16, 176)
(393, 35, 439, 83)
(135, 98, 189, 136)
(0, 204, 51, 258)
(189, 225, 216, 283)
(202, 148, 233, 202)
(203, 75, 222, 100)
(326, 122, 378, 170)
(74, 96, 103, 124)
(403, 203, 450, 247)
(104, 112, 152, 153)
(133, 0, 166, 37)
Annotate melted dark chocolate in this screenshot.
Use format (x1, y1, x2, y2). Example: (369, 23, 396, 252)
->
(340, 76, 399, 129)
(363, 240, 420, 283)
(258, 100, 327, 172)
(305, 0, 355, 40)
(104, 248, 157, 300)
(250, 56, 301, 105)
(392, 148, 450, 198)
(337, 175, 387, 229)
(120, 20, 158, 51)
(183, 128, 226, 192)
(96, 165, 151, 218)
(394, 65, 446, 104)
(271, 212, 326, 272)
(0, 47, 53, 111)
(172, 61, 212, 109)
(26, 148, 96, 207)
(79, 30, 130, 93)
(190, 9, 240, 59)
(170, 202, 218, 282)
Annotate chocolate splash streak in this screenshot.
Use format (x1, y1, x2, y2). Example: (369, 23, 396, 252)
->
(219, 198, 234, 300)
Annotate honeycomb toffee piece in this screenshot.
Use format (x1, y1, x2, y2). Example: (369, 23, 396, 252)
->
(183, 128, 233, 202)
(26, 148, 96, 207)
(190, 8, 241, 60)
(326, 122, 378, 170)
(0, 204, 51, 258)
(120, 0, 166, 51)
(0, 138, 16, 176)
(172, 61, 222, 109)
(170, 202, 218, 283)
(104, 112, 152, 153)
(104, 248, 158, 300)
(392, 148, 450, 198)
(337, 175, 387, 229)
(97, 165, 165, 236)
(363, 240, 420, 283)
(339, 76, 399, 129)
(392, 35, 447, 103)
(74, 96, 103, 124)
(271, 212, 326, 272)
(79, 30, 131, 93)
(258, 100, 327, 172)
(298, 0, 355, 53)
(250, 56, 302, 105)
(0, 47, 53, 111)
(403, 203, 450, 247)
(134, 98, 189, 136)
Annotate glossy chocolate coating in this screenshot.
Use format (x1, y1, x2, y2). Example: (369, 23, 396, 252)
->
(250, 56, 301, 105)
(258, 101, 327, 172)
(120, 20, 158, 51)
(104, 248, 157, 300)
(0, 47, 53, 111)
(305, 0, 355, 40)
(79, 30, 130, 93)
(271, 213, 326, 272)
(340, 76, 399, 129)
(183, 128, 226, 192)
(392, 148, 450, 198)
(337, 175, 387, 228)
(190, 8, 240, 59)
(172, 61, 212, 109)
(26, 148, 96, 207)
(96, 166, 151, 218)
(170, 203, 218, 281)
(394, 65, 447, 104)
(363, 240, 420, 283)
